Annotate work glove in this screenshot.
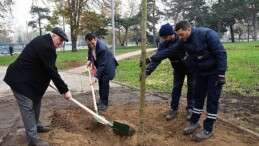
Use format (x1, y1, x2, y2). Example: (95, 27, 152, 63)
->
(139, 58, 151, 67)
(217, 75, 226, 85)
(139, 70, 151, 81)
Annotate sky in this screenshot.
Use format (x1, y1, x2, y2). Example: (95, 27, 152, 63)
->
(12, 0, 34, 30)
(11, 0, 49, 36)
(10, 0, 164, 37)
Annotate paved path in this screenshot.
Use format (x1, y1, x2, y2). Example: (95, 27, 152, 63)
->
(65, 48, 156, 74)
(0, 66, 12, 97)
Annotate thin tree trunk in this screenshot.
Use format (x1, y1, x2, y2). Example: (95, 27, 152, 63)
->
(122, 28, 128, 47)
(39, 19, 42, 36)
(247, 26, 250, 42)
(140, 0, 147, 134)
(252, 12, 257, 41)
(230, 25, 235, 42)
(152, 0, 156, 46)
(71, 27, 77, 52)
(217, 20, 221, 38)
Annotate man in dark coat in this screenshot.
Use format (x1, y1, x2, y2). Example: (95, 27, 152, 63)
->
(145, 23, 196, 121)
(9, 44, 13, 56)
(85, 33, 118, 110)
(147, 21, 227, 141)
(4, 27, 73, 146)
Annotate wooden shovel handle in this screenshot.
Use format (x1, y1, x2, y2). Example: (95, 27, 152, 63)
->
(70, 98, 111, 126)
(88, 67, 98, 111)
(48, 84, 111, 126)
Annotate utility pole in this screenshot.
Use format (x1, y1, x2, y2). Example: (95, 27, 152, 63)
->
(26, 21, 29, 44)
(63, 15, 66, 52)
(111, 0, 115, 56)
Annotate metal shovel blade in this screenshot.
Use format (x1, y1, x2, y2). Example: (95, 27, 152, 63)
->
(112, 121, 136, 136)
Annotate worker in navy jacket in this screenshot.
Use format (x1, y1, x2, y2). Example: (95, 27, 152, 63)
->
(147, 21, 227, 141)
(145, 23, 196, 121)
(4, 27, 73, 146)
(85, 33, 118, 110)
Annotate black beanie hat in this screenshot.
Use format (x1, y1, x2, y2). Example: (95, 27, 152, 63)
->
(159, 23, 174, 37)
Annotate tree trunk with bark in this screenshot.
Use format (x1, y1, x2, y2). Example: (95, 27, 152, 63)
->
(140, 0, 147, 134)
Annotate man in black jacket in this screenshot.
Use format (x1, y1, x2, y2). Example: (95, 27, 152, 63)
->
(4, 27, 73, 146)
(145, 23, 196, 121)
(8, 44, 13, 56)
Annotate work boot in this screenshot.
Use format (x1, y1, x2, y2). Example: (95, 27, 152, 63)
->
(28, 139, 49, 146)
(183, 122, 200, 135)
(194, 129, 214, 141)
(186, 109, 193, 120)
(37, 126, 50, 133)
(98, 102, 108, 110)
(96, 98, 102, 105)
(166, 109, 178, 121)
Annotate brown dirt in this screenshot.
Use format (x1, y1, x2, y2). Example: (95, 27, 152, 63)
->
(60, 60, 85, 70)
(1, 86, 259, 146)
(45, 104, 259, 146)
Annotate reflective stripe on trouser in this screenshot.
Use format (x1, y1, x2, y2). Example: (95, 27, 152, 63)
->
(12, 89, 41, 141)
(189, 74, 222, 132)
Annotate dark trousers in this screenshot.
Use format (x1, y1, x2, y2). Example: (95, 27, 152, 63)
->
(190, 73, 223, 132)
(171, 69, 196, 110)
(98, 75, 110, 105)
(12, 89, 43, 142)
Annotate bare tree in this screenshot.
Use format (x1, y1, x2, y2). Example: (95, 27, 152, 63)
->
(140, 0, 147, 134)
(49, 0, 104, 52)
(0, 0, 14, 35)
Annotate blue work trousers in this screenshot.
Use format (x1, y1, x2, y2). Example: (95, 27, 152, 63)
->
(171, 69, 196, 111)
(190, 73, 223, 132)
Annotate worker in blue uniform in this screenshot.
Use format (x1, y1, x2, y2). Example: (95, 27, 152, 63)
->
(145, 23, 196, 121)
(146, 21, 227, 141)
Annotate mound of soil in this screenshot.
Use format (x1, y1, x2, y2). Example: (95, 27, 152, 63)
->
(45, 103, 259, 146)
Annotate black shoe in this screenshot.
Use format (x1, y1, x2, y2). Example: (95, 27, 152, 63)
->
(98, 102, 108, 110)
(186, 109, 193, 120)
(28, 139, 49, 146)
(166, 109, 178, 121)
(96, 99, 102, 105)
(37, 126, 50, 133)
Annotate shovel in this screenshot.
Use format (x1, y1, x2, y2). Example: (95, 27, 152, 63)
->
(88, 67, 105, 124)
(48, 84, 136, 136)
(88, 67, 99, 114)
(71, 98, 136, 136)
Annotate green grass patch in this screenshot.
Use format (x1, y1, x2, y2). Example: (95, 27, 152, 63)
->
(223, 41, 259, 96)
(114, 52, 175, 94)
(0, 55, 18, 66)
(114, 41, 259, 96)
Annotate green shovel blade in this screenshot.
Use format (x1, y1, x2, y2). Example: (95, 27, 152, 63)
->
(112, 121, 136, 136)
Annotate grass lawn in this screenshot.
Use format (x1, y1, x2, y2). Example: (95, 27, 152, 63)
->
(0, 46, 146, 70)
(114, 41, 259, 96)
